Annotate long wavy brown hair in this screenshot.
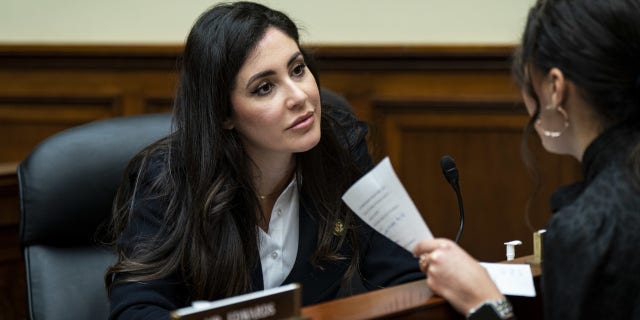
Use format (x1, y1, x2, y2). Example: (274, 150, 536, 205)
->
(105, 1, 366, 301)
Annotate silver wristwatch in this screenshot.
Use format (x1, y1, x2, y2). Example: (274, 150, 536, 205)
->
(466, 298, 514, 320)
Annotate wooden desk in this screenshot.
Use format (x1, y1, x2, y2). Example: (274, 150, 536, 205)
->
(302, 279, 459, 320)
(301, 255, 542, 320)
(504, 255, 544, 320)
(505, 255, 541, 276)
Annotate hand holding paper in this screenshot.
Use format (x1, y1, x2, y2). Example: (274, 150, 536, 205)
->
(341, 157, 433, 252)
(342, 157, 536, 298)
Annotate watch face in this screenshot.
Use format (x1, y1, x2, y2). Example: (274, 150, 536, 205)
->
(469, 304, 501, 320)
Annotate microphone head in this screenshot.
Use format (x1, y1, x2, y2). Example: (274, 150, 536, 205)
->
(440, 155, 459, 185)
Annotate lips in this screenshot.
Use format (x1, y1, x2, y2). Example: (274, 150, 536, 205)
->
(287, 111, 315, 130)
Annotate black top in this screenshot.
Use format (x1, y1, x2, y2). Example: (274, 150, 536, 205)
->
(543, 123, 640, 320)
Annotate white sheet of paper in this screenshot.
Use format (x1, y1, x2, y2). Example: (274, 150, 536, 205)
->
(479, 262, 537, 297)
(342, 157, 433, 252)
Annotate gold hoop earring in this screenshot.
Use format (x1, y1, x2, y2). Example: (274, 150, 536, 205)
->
(536, 105, 569, 138)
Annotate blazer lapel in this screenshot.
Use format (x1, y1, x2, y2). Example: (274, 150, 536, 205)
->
(251, 259, 264, 291)
(282, 195, 349, 305)
(282, 196, 317, 283)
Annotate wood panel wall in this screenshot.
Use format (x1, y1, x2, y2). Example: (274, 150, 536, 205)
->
(0, 45, 581, 318)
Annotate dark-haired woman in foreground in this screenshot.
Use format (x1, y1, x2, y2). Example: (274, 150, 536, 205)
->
(414, 0, 640, 319)
(105, 2, 423, 319)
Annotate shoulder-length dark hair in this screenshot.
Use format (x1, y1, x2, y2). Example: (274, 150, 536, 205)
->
(106, 1, 364, 301)
(513, 0, 640, 194)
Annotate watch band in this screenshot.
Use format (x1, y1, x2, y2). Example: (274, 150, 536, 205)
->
(467, 298, 514, 320)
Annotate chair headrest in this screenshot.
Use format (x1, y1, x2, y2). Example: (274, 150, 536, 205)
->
(18, 113, 172, 247)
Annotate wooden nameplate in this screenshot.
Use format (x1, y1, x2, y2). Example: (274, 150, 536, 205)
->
(171, 283, 303, 320)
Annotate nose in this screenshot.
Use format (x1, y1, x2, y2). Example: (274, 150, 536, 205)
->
(284, 81, 307, 109)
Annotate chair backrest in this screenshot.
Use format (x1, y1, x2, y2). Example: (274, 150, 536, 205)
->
(18, 113, 172, 320)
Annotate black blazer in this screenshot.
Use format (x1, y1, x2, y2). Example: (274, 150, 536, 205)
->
(110, 203, 424, 320)
(253, 194, 425, 305)
(109, 102, 425, 320)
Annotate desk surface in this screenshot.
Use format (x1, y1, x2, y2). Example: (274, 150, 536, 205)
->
(301, 279, 459, 320)
(301, 255, 542, 320)
(506, 255, 541, 276)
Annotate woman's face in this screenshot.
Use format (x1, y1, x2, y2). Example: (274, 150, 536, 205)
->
(228, 27, 321, 161)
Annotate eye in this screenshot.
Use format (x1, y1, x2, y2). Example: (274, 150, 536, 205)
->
(291, 62, 306, 78)
(251, 81, 274, 96)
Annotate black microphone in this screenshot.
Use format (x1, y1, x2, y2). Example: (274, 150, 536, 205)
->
(440, 155, 464, 243)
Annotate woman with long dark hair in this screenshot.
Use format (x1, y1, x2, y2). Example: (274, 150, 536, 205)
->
(414, 0, 640, 319)
(106, 2, 423, 319)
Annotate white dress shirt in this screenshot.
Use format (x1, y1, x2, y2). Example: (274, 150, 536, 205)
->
(258, 178, 299, 289)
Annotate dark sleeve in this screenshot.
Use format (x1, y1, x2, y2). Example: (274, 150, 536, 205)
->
(357, 219, 426, 290)
(109, 275, 188, 320)
(109, 157, 190, 320)
(542, 205, 613, 320)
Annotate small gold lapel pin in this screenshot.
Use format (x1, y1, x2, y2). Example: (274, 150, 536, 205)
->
(333, 219, 345, 236)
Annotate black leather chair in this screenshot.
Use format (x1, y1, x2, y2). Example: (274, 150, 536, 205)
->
(18, 113, 172, 320)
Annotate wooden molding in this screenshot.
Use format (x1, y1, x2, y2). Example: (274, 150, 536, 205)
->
(0, 44, 515, 71)
(309, 45, 515, 71)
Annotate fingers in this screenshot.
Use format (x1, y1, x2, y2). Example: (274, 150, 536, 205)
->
(418, 244, 447, 274)
(412, 238, 452, 257)
(418, 254, 428, 273)
(416, 238, 456, 274)
(416, 239, 502, 316)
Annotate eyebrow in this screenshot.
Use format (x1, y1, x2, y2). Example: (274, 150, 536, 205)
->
(245, 52, 303, 89)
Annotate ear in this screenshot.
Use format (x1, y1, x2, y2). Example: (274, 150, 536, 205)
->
(548, 67, 567, 108)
